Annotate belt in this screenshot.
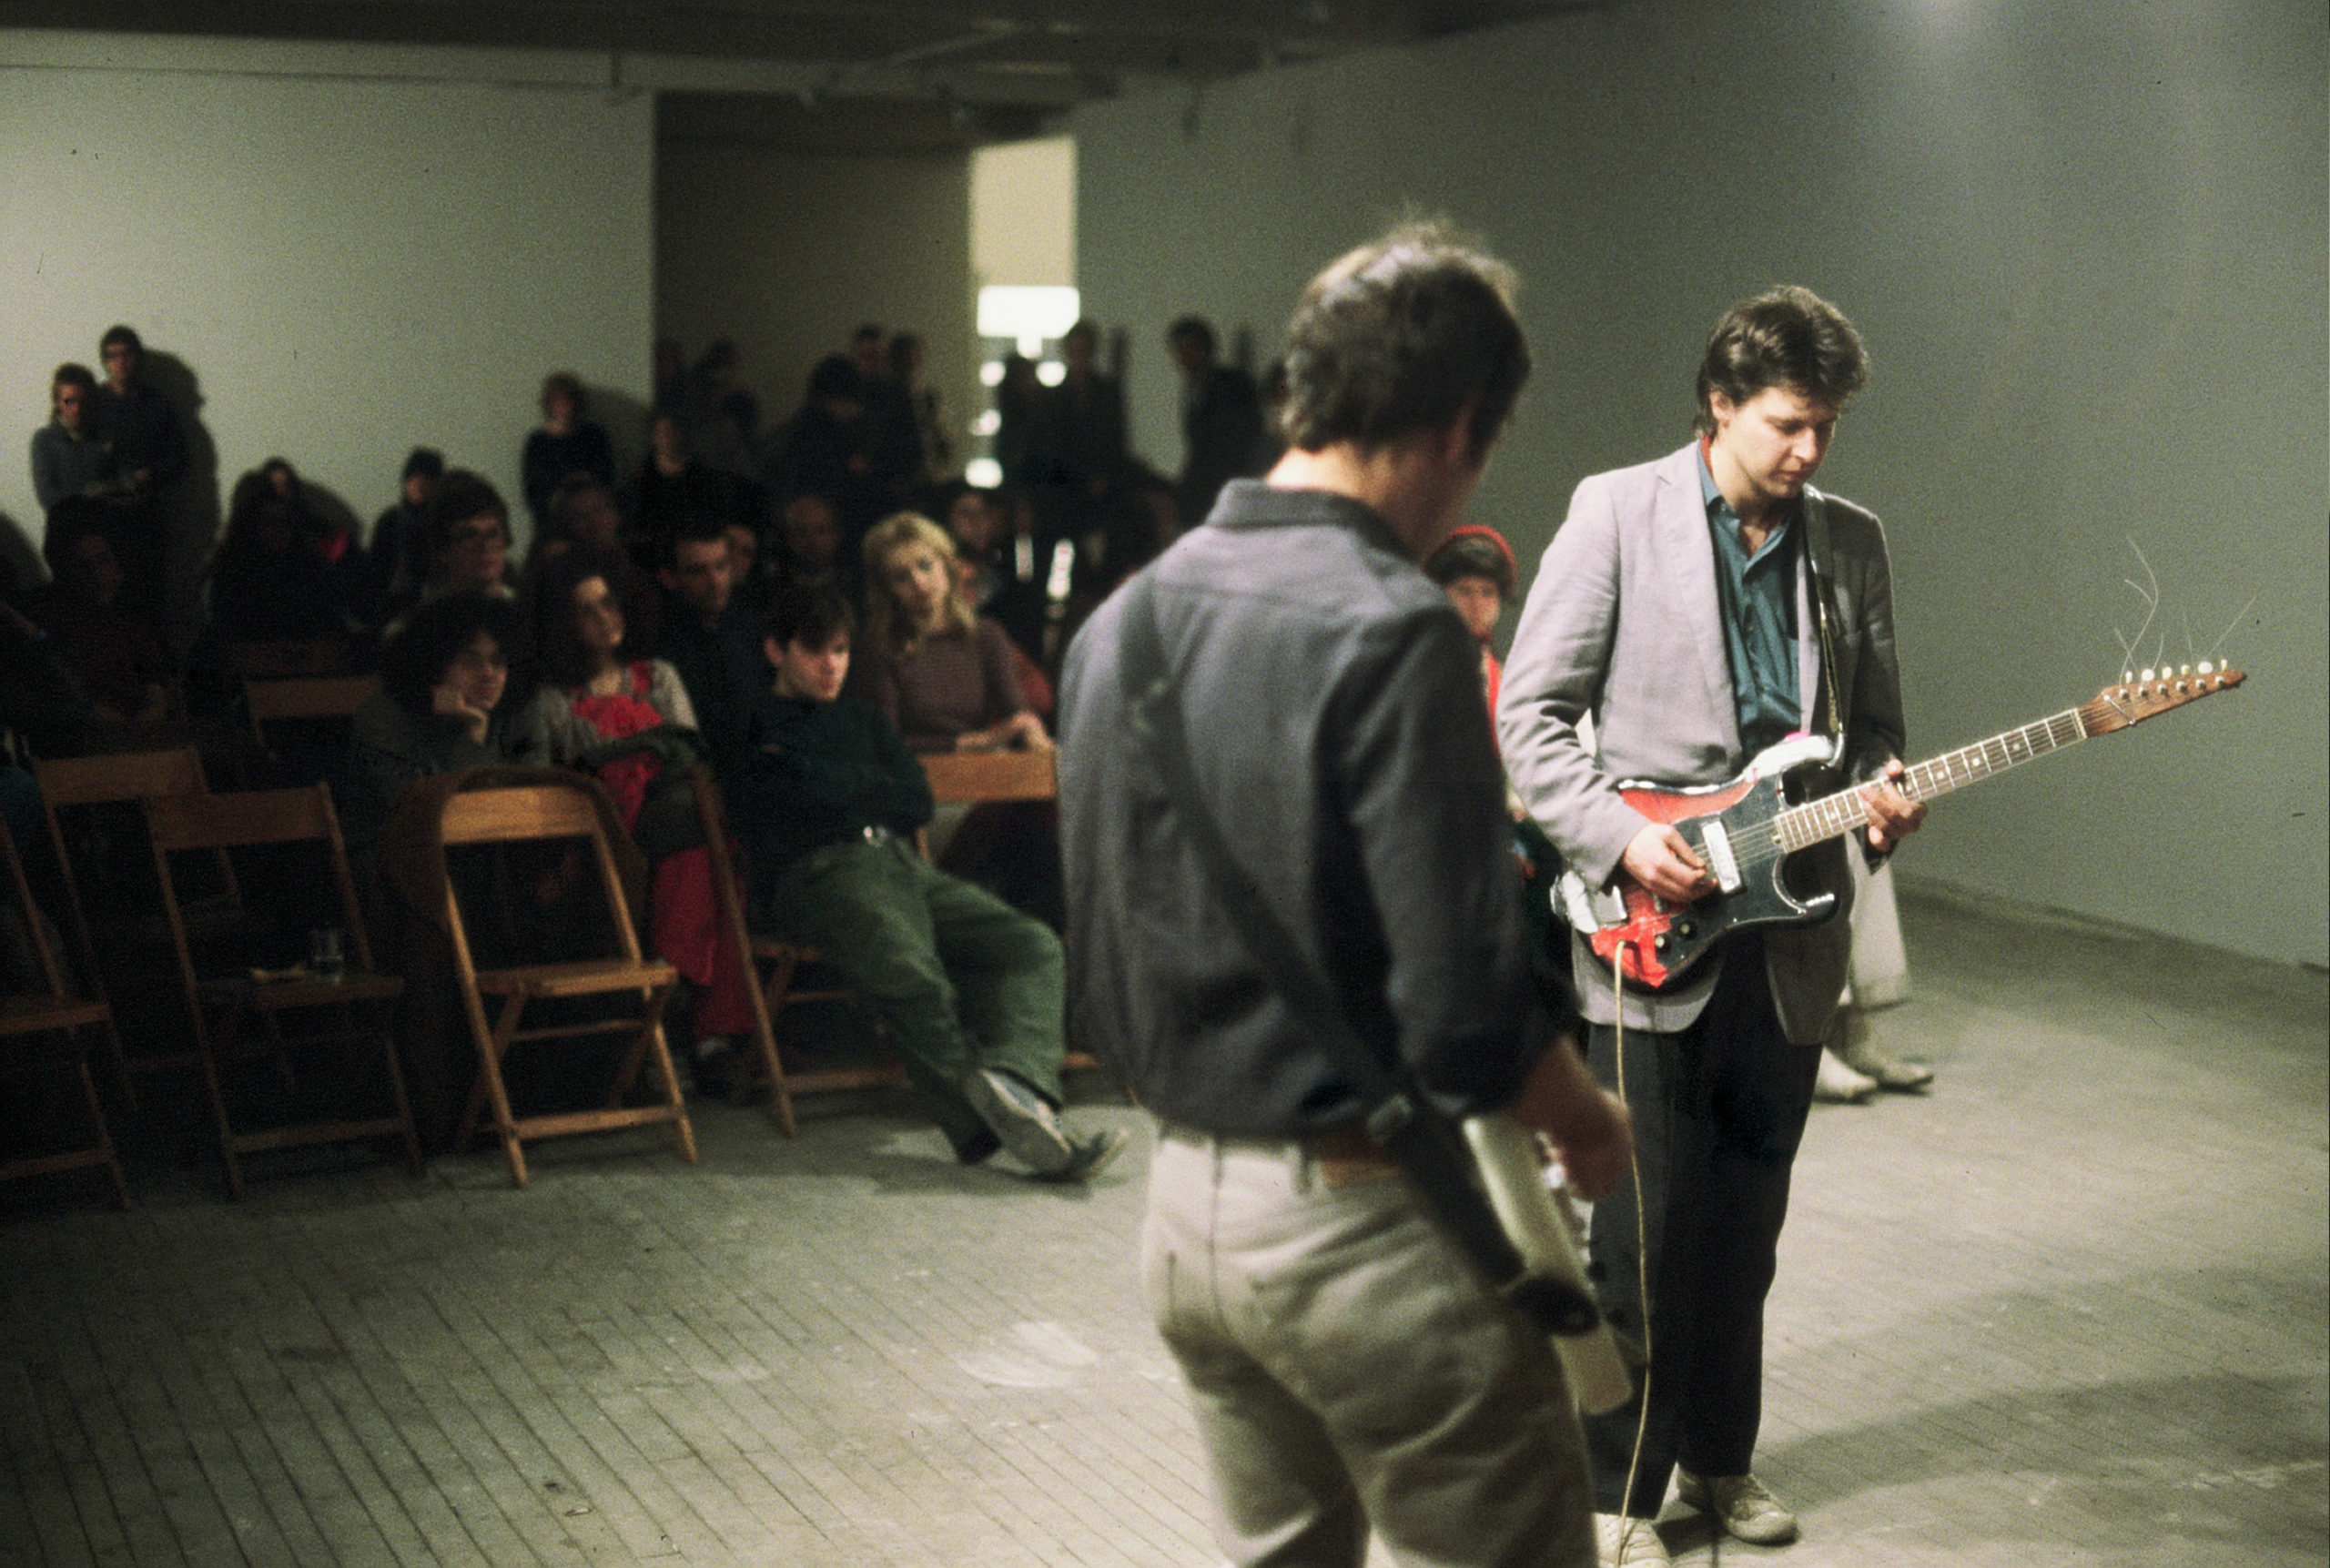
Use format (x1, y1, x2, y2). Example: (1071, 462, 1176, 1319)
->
(1163, 1119, 1404, 1184)
(858, 824, 904, 845)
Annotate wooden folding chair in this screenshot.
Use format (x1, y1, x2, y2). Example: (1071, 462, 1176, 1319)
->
(146, 784, 422, 1198)
(438, 783, 696, 1187)
(31, 745, 223, 1107)
(244, 673, 380, 750)
(693, 769, 889, 1136)
(0, 814, 129, 1209)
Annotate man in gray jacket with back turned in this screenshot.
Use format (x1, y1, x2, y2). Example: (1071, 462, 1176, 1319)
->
(1498, 287, 1926, 1565)
(1060, 224, 1632, 1568)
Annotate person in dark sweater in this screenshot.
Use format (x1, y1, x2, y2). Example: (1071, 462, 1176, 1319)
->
(653, 514, 765, 778)
(520, 371, 616, 532)
(727, 584, 1122, 1182)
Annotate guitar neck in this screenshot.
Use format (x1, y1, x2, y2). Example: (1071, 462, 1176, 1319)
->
(1773, 707, 2088, 853)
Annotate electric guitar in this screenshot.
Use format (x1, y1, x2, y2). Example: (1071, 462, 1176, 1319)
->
(1554, 663, 2245, 991)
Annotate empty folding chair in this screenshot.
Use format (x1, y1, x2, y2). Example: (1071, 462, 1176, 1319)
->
(436, 782, 696, 1188)
(0, 814, 129, 1209)
(145, 784, 422, 1198)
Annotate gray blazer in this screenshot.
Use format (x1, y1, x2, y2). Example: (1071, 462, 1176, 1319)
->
(1497, 441, 1908, 1042)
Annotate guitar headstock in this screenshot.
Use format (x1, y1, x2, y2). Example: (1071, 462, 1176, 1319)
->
(2079, 663, 2245, 736)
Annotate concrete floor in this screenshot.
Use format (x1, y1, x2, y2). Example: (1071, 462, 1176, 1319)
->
(2, 885, 2324, 1567)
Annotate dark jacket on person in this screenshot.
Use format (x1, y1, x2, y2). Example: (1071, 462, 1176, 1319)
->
(653, 601, 765, 780)
(728, 690, 932, 890)
(1056, 480, 1553, 1138)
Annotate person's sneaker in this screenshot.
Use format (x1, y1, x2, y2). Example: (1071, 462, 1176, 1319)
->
(1839, 1034, 1936, 1091)
(963, 1068, 1076, 1177)
(1594, 1512, 1670, 1566)
(1813, 1046, 1878, 1103)
(1676, 1471, 1799, 1545)
(1038, 1125, 1130, 1185)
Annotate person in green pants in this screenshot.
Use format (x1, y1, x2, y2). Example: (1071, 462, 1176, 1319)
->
(728, 583, 1122, 1181)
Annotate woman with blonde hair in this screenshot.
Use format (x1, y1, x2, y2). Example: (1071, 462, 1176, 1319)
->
(855, 511, 1048, 754)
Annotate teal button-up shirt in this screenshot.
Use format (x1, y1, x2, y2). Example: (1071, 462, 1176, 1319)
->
(1698, 441, 1800, 757)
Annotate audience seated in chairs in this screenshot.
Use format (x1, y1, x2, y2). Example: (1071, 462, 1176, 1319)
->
(531, 548, 754, 1083)
(376, 470, 519, 635)
(362, 447, 442, 629)
(729, 584, 1120, 1182)
(651, 514, 766, 779)
(206, 467, 363, 644)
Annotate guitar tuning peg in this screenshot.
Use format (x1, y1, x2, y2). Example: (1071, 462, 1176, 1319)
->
(2178, 663, 2192, 676)
(2140, 667, 2156, 682)
(2197, 660, 2214, 674)
(2121, 670, 2134, 684)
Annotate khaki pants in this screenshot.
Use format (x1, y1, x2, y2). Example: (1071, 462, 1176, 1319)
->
(1145, 1125, 1596, 1568)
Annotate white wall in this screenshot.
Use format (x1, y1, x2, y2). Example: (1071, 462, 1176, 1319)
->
(1073, 0, 2328, 968)
(0, 30, 654, 578)
(655, 139, 974, 473)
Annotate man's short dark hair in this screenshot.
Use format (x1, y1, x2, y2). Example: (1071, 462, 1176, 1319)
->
(98, 325, 142, 358)
(423, 470, 509, 556)
(1694, 285, 1869, 435)
(1167, 316, 1217, 359)
(765, 584, 855, 652)
(1423, 526, 1516, 598)
(52, 363, 96, 394)
(807, 354, 861, 402)
(1275, 220, 1529, 468)
(660, 510, 732, 570)
(401, 446, 445, 484)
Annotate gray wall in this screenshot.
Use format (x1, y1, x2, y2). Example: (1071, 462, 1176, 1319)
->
(0, 31, 655, 566)
(1074, 0, 2327, 967)
(656, 138, 974, 481)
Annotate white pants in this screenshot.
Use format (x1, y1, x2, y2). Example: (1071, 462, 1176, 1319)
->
(1144, 1124, 1596, 1568)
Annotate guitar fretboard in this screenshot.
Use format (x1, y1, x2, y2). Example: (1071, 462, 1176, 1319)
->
(1771, 708, 2089, 853)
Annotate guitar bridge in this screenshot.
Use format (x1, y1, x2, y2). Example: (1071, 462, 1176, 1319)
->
(1698, 820, 1743, 892)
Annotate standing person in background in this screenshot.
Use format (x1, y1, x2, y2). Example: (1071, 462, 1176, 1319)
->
(1166, 314, 1265, 527)
(1498, 286, 1923, 1564)
(683, 340, 761, 481)
(1059, 223, 1631, 1568)
(30, 363, 117, 513)
(90, 325, 186, 622)
(521, 371, 615, 532)
(888, 331, 953, 481)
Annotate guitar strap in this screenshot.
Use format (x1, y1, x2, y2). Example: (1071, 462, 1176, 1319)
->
(1114, 570, 1596, 1338)
(1799, 486, 1846, 744)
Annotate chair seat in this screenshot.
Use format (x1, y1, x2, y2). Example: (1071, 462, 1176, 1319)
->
(473, 957, 676, 1000)
(0, 993, 112, 1036)
(200, 972, 405, 1009)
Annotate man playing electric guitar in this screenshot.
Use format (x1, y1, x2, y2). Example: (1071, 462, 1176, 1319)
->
(1498, 287, 1926, 1565)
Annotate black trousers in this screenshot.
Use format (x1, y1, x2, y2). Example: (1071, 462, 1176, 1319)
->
(1581, 934, 1821, 1516)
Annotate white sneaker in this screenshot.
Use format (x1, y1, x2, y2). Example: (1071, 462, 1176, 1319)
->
(1595, 1512, 1670, 1566)
(962, 1068, 1076, 1177)
(1676, 1470, 1800, 1544)
(1814, 1046, 1878, 1103)
(1839, 1034, 1936, 1091)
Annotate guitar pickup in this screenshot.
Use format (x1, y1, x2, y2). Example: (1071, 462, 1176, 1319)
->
(1697, 820, 1743, 892)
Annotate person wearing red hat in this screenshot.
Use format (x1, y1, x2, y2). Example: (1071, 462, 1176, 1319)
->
(1424, 522, 1518, 728)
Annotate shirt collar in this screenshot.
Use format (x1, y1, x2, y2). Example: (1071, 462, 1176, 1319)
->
(1207, 478, 1410, 558)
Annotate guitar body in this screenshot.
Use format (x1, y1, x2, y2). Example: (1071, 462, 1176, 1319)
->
(1548, 666, 2244, 993)
(1563, 734, 1842, 991)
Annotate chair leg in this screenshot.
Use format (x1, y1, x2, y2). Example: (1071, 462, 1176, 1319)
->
(196, 1006, 245, 1200)
(369, 999, 425, 1179)
(75, 1055, 130, 1210)
(635, 984, 696, 1166)
(740, 949, 799, 1134)
(458, 992, 532, 1188)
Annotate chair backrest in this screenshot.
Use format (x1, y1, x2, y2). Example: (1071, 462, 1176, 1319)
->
(221, 637, 350, 679)
(0, 814, 73, 1003)
(144, 784, 376, 971)
(245, 673, 381, 736)
(32, 746, 210, 808)
(435, 783, 644, 966)
(920, 748, 1058, 805)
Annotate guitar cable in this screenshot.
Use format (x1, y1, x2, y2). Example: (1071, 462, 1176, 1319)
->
(1606, 938, 1656, 1559)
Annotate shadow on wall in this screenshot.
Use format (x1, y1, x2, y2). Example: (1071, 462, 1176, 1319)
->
(588, 384, 651, 484)
(141, 350, 219, 653)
